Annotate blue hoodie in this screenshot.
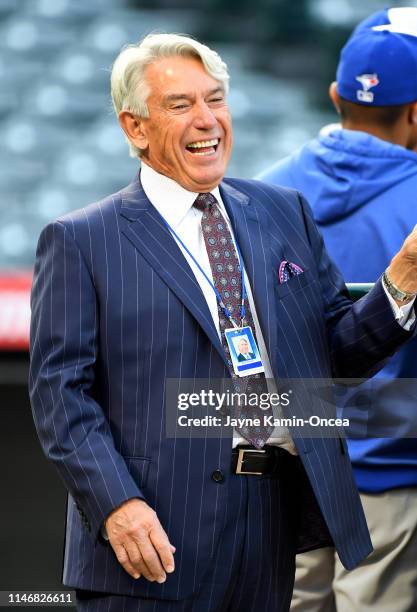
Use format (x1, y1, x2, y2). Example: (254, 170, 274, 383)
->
(259, 128, 417, 493)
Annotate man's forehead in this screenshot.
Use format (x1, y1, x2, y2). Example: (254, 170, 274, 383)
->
(145, 55, 222, 95)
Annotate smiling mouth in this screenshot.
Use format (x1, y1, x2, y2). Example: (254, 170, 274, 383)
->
(185, 138, 219, 156)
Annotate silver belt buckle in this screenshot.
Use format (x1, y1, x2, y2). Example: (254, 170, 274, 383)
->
(236, 448, 266, 475)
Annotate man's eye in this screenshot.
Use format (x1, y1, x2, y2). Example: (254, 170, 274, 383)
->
(208, 98, 224, 103)
(172, 104, 189, 110)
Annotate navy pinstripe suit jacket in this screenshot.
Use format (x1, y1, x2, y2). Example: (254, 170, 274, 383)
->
(29, 175, 413, 599)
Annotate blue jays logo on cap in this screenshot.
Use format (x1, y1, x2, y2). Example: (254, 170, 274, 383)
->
(356, 74, 379, 103)
(336, 7, 417, 107)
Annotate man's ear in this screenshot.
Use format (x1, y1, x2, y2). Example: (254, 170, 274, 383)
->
(408, 101, 417, 125)
(118, 111, 148, 151)
(329, 82, 341, 114)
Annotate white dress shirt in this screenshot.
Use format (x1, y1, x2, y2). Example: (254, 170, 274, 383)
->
(140, 162, 297, 452)
(383, 287, 415, 330)
(140, 162, 416, 453)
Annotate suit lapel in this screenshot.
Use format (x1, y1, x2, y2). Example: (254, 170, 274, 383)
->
(220, 181, 278, 378)
(119, 177, 227, 365)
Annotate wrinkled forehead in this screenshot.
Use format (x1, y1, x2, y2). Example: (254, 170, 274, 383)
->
(145, 55, 223, 99)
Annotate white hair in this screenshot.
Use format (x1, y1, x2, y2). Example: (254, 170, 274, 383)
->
(111, 33, 230, 158)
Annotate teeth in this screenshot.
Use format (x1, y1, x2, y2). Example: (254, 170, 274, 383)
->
(187, 139, 219, 149)
(192, 150, 215, 156)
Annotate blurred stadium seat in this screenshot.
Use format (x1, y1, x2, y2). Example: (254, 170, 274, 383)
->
(83, 10, 198, 56)
(0, 209, 41, 270)
(51, 143, 137, 194)
(22, 78, 109, 121)
(0, 0, 21, 20)
(49, 48, 110, 89)
(0, 15, 80, 57)
(0, 151, 47, 191)
(26, 184, 111, 221)
(24, 0, 120, 20)
(2, 117, 78, 159)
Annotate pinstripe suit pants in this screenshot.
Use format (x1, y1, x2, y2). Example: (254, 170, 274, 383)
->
(76, 466, 298, 612)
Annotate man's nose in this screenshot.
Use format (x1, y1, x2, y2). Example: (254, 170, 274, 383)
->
(193, 102, 217, 129)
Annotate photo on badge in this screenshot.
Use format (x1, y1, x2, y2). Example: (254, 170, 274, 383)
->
(224, 326, 265, 377)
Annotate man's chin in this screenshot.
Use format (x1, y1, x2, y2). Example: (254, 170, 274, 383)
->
(179, 170, 226, 193)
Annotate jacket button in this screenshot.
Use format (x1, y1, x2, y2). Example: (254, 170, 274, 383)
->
(211, 469, 224, 483)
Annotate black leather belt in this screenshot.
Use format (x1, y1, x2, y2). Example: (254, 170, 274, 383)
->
(231, 445, 296, 476)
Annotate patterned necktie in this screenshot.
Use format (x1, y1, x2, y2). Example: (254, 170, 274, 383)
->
(194, 192, 274, 448)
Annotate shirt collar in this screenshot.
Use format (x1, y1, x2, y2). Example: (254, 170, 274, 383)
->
(140, 162, 222, 229)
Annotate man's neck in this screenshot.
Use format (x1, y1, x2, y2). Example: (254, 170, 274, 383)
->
(341, 121, 408, 148)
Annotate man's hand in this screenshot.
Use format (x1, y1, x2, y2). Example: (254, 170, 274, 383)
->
(105, 498, 176, 583)
(387, 224, 417, 305)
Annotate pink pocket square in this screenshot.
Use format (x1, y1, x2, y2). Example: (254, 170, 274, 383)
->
(278, 260, 304, 284)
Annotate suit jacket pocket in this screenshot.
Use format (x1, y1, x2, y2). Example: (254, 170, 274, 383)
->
(123, 455, 151, 490)
(291, 459, 334, 554)
(275, 268, 316, 300)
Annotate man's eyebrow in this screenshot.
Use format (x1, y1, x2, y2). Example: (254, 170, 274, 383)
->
(207, 86, 225, 97)
(163, 87, 225, 104)
(163, 93, 193, 104)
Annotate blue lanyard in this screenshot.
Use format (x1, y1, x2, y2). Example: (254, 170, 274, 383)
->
(159, 213, 246, 328)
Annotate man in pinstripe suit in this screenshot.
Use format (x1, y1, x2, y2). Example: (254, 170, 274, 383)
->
(29, 34, 417, 611)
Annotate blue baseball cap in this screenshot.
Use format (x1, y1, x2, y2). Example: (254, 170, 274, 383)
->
(336, 7, 417, 106)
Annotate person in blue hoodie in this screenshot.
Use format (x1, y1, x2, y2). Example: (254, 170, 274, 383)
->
(259, 7, 417, 612)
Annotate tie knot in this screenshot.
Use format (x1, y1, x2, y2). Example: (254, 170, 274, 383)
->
(194, 192, 217, 212)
